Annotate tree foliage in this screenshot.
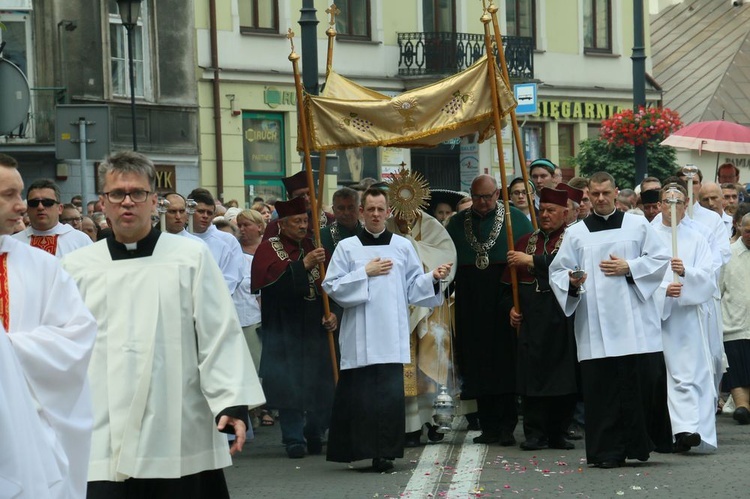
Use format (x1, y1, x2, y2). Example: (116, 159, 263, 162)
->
(570, 138, 679, 190)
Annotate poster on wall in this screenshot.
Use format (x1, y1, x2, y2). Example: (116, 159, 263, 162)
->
(336, 147, 378, 185)
(459, 134, 479, 192)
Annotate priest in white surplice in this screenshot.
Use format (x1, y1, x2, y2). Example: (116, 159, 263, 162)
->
(323, 188, 452, 472)
(0, 154, 97, 499)
(549, 172, 671, 469)
(652, 184, 717, 453)
(62, 151, 265, 498)
(13, 178, 92, 257)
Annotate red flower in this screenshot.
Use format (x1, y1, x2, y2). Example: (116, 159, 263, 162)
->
(601, 107, 682, 146)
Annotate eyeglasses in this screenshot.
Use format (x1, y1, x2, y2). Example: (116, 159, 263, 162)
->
(510, 190, 528, 197)
(102, 190, 151, 203)
(61, 217, 83, 224)
(27, 198, 58, 208)
(471, 192, 496, 202)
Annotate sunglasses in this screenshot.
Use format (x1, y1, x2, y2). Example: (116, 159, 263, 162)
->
(27, 198, 59, 208)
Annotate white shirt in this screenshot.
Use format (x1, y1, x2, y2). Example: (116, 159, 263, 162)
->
(192, 225, 245, 294)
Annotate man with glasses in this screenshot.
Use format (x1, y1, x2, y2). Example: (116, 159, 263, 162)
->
(446, 174, 533, 445)
(62, 151, 264, 498)
(13, 178, 92, 257)
(61, 203, 84, 231)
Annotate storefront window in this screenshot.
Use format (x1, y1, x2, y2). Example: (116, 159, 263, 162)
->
(522, 124, 545, 167)
(243, 111, 285, 204)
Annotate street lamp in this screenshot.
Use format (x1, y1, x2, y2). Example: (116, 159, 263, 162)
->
(116, 0, 143, 151)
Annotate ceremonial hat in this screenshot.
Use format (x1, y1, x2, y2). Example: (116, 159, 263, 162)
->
(539, 188, 568, 208)
(556, 183, 584, 204)
(281, 171, 308, 195)
(275, 196, 307, 219)
(641, 189, 660, 204)
(529, 158, 557, 174)
(428, 189, 468, 213)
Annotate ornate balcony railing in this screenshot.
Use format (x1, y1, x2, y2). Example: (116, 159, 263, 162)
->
(397, 32, 533, 80)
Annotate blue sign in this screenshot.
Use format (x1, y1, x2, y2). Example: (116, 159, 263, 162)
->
(514, 83, 537, 115)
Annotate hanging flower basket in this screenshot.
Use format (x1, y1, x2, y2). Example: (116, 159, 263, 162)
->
(600, 106, 683, 147)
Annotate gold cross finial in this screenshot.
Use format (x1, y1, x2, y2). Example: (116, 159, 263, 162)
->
(326, 4, 341, 26)
(399, 161, 407, 168)
(287, 28, 296, 51)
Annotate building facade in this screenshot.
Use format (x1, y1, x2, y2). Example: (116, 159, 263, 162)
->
(0, 0, 199, 204)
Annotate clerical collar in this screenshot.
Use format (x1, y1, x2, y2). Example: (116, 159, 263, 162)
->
(592, 207, 618, 220)
(107, 227, 161, 260)
(365, 227, 386, 238)
(358, 228, 393, 246)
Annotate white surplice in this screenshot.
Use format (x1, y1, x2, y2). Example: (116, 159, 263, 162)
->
(652, 220, 717, 452)
(13, 222, 93, 257)
(549, 212, 671, 361)
(322, 232, 444, 370)
(62, 233, 265, 482)
(1, 235, 97, 498)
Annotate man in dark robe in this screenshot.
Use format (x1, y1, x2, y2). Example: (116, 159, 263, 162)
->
(251, 196, 337, 459)
(504, 188, 578, 451)
(445, 174, 533, 445)
(263, 171, 334, 240)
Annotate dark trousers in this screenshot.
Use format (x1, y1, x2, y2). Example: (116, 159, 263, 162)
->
(522, 394, 576, 442)
(580, 354, 655, 464)
(278, 408, 328, 448)
(87, 470, 228, 499)
(476, 394, 518, 436)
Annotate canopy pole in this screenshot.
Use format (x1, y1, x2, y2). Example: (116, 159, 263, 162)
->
(288, 29, 339, 385)
(317, 4, 340, 209)
(480, 10, 521, 332)
(487, 0, 538, 231)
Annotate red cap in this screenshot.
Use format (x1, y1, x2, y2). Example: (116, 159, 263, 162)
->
(275, 196, 307, 219)
(281, 171, 308, 195)
(555, 183, 583, 205)
(539, 188, 568, 208)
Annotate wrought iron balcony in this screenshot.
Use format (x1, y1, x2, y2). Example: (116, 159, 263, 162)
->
(397, 32, 533, 80)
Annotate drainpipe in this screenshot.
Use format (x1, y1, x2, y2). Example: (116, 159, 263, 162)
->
(209, 0, 224, 201)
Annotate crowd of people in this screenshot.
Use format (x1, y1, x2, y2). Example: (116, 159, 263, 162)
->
(3, 147, 750, 497)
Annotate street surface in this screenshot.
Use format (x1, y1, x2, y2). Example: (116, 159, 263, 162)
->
(226, 413, 748, 498)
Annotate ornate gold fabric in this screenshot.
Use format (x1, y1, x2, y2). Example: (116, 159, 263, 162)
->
(302, 56, 516, 151)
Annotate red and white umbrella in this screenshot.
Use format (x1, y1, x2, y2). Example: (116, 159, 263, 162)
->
(660, 120, 750, 155)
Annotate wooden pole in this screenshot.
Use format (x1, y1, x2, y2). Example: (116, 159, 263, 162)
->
(316, 5, 340, 211)
(487, 0, 537, 230)
(288, 30, 339, 384)
(480, 12, 521, 327)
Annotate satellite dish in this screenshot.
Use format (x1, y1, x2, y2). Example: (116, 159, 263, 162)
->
(0, 58, 31, 136)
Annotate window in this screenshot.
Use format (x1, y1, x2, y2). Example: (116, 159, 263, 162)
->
(523, 124, 546, 165)
(423, 0, 455, 32)
(557, 124, 575, 171)
(506, 0, 535, 42)
(584, 0, 612, 53)
(244, 111, 286, 204)
(108, 0, 151, 99)
(239, 0, 278, 33)
(335, 0, 371, 40)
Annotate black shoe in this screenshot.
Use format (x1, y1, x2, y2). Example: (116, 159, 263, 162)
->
(674, 432, 701, 453)
(734, 407, 750, 425)
(566, 423, 584, 440)
(426, 424, 445, 442)
(404, 430, 422, 447)
(596, 460, 624, 469)
(473, 432, 500, 444)
(499, 430, 516, 446)
(520, 438, 548, 451)
(372, 458, 394, 472)
(286, 443, 305, 459)
(307, 438, 323, 455)
(548, 438, 575, 450)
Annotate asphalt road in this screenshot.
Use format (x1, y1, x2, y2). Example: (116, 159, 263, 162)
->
(225, 412, 749, 498)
